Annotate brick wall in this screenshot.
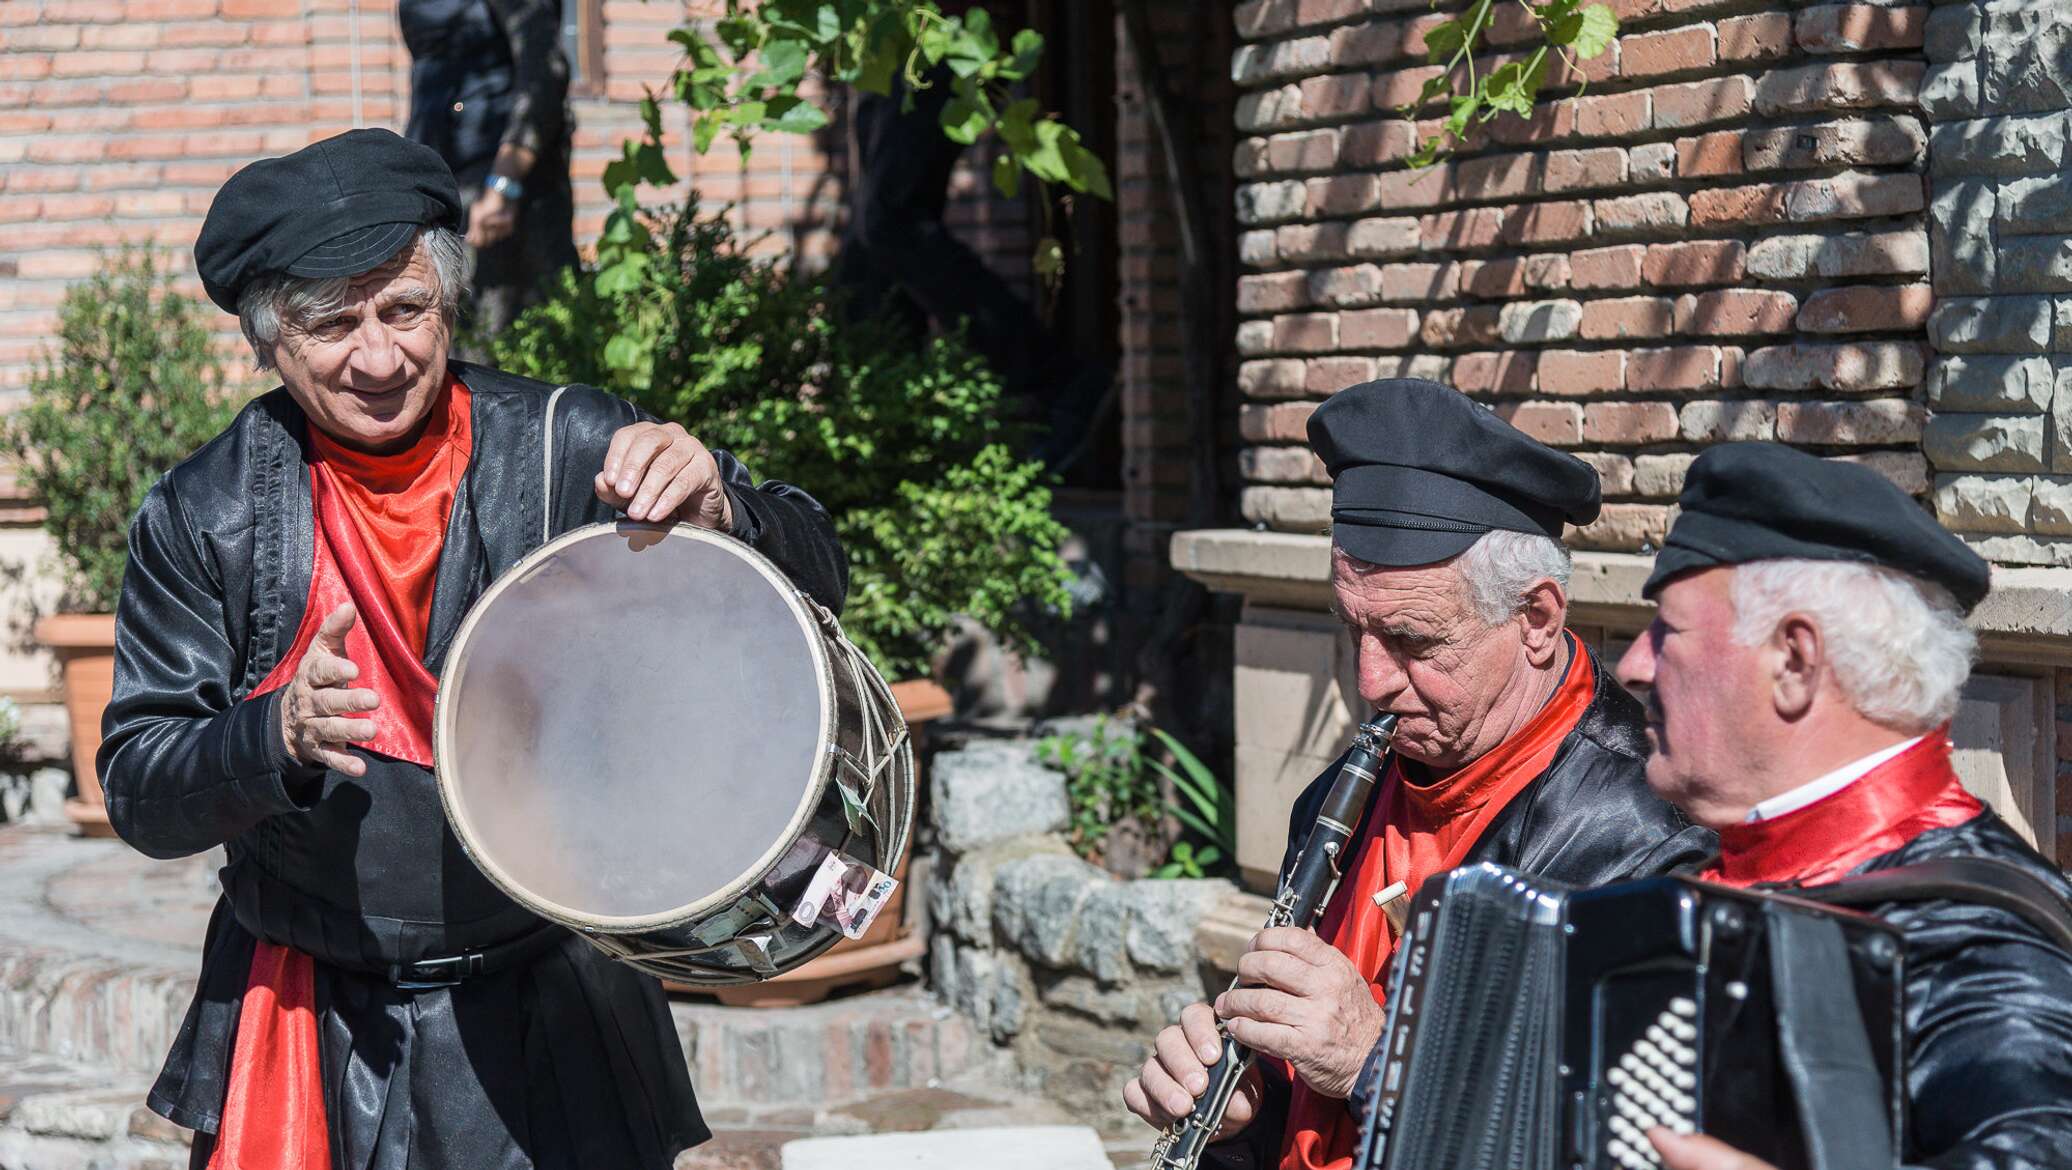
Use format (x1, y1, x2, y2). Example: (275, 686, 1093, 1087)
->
(1116, 5, 1238, 592)
(0, 1, 1033, 406)
(0, 0, 1047, 726)
(1231, 0, 1937, 552)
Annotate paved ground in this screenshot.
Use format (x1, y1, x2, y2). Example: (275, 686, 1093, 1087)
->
(0, 823, 1148, 1170)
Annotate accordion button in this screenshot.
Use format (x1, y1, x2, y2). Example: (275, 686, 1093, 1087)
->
(1670, 997, 1698, 1018)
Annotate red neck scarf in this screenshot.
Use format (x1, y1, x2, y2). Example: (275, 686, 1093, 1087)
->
(1279, 635, 1598, 1170)
(1702, 731, 1981, 889)
(212, 377, 471, 1170)
(251, 374, 471, 768)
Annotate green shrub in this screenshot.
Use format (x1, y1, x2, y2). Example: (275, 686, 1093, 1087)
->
(4, 248, 236, 612)
(1034, 714, 1161, 863)
(491, 201, 1073, 678)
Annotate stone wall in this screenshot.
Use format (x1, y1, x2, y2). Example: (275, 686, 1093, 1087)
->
(1231, 0, 1938, 552)
(925, 740, 1233, 1119)
(1922, 0, 2072, 565)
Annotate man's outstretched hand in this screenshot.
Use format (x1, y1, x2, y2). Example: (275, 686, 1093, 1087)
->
(277, 602, 379, 777)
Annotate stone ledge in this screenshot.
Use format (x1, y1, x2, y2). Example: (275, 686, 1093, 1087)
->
(1173, 528, 2072, 663)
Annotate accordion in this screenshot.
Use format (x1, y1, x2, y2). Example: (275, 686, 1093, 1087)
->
(1359, 864, 1906, 1170)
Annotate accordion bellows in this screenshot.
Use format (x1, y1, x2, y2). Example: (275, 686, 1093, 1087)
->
(1359, 863, 1906, 1170)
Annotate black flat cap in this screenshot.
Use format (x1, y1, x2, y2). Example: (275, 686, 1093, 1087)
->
(1643, 442, 1991, 613)
(1308, 379, 1601, 567)
(195, 128, 463, 313)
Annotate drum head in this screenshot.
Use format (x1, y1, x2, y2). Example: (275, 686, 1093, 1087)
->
(436, 523, 832, 928)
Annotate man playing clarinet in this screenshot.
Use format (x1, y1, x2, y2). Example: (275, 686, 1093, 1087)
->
(1616, 442, 2072, 1168)
(1123, 380, 1715, 1170)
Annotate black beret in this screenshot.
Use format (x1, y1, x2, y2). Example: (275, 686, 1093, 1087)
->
(1307, 379, 1601, 567)
(195, 128, 463, 314)
(1643, 442, 1991, 613)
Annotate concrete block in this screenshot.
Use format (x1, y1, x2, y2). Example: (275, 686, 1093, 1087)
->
(1997, 236, 2072, 293)
(1924, 3, 1982, 62)
(1979, 0, 2072, 114)
(1927, 355, 2055, 413)
(1923, 413, 2048, 473)
(1930, 180, 1996, 294)
(2030, 478, 2072, 537)
(1935, 473, 2035, 534)
(2055, 364, 2072, 471)
(1929, 112, 2068, 177)
(1920, 62, 1982, 118)
(783, 1127, 1116, 1170)
(1929, 295, 2053, 352)
(1997, 175, 2072, 234)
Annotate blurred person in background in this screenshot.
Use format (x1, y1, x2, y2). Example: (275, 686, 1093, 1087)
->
(400, 0, 580, 338)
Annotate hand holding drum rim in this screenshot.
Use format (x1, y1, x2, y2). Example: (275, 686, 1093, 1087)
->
(594, 420, 734, 530)
(1123, 1002, 1263, 1142)
(277, 602, 380, 777)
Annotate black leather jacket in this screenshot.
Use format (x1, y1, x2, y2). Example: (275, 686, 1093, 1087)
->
(98, 362, 848, 965)
(1855, 812, 2072, 1169)
(1204, 643, 1716, 1170)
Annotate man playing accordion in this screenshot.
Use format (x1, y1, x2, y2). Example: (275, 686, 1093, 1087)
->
(1123, 379, 1715, 1170)
(1616, 443, 2072, 1168)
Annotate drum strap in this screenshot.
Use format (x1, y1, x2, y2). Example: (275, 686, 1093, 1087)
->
(541, 384, 571, 544)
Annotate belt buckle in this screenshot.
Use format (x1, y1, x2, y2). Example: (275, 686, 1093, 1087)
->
(393, 951, 484, 991)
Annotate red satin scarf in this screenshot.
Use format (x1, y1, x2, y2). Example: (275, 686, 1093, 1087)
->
(1702, 731, 1981, 889)
(1279, 635, 1598, 1170)
(211, 377, 471, 1170)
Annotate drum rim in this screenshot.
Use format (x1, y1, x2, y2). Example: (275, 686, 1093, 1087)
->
(433, 520, 837, 933)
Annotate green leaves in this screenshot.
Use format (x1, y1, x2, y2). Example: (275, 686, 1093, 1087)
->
(7, 247, 238, 612)
(647, 3, 1112, 212)
(1405, 0, 1619, 167)
(1559, 3, 1619, 57)
(489, 200, 1073, 682)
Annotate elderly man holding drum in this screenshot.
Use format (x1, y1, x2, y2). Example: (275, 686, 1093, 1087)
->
(98, 128, 846, 1169)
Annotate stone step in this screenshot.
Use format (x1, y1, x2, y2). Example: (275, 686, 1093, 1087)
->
(673, 986, 1007, 1113)
(0, 1048, 188, 1170)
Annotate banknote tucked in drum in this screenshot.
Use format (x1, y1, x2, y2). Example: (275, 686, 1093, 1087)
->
(434, 521, 915, 985)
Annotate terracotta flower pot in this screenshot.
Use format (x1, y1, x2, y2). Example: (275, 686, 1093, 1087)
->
(34, 613, 119, 838)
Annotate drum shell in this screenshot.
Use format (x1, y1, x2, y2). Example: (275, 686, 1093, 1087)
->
(435, 522, 914, 986)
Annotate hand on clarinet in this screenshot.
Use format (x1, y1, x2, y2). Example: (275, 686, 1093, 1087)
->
(1123, 1002, 1262, 1140)
(277, 602, 379, 777)
(596, 421, 734, 530)
(1649, 1130, 1781, 1170)
(1215, 927, 1385, 1100)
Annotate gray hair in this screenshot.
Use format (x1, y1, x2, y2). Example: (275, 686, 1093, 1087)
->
(236, 226, 469, 370)
(1730, 559, 1976, 733)
(1453, 528, 1573, 625)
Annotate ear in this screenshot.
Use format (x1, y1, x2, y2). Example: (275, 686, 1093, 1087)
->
(1770, 612, 1822, 721)
(1517, 577, 1568, 667)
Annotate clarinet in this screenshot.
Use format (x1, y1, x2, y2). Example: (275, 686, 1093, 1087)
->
(1148, 713, 1401, 1170)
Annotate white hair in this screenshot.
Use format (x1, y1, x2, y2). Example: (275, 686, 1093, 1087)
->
(1730, 559, 1976, 733)
(1452, 528, 1572, 625)
(236, 226, 469, 370)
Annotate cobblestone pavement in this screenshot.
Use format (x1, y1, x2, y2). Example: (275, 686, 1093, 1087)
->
(0, 824, 1144, 1169)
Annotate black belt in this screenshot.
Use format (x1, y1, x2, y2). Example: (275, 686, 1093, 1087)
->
(386, 926, 570, 990)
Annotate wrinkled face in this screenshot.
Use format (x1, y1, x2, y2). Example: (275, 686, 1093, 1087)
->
(1615, 568, 1768, 827)
(1333, 552, 1533, 771)
(273, 240, 450, 453)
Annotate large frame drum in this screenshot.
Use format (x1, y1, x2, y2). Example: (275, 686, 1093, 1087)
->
(434, 522, 915, 984)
